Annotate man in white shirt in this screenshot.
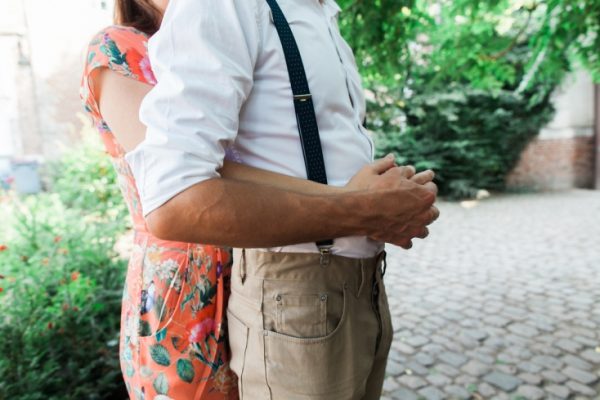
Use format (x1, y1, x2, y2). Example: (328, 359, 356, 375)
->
(126, 0, 439, 398)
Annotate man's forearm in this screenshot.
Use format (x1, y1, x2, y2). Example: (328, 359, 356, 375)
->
(146, 178, 371, 247)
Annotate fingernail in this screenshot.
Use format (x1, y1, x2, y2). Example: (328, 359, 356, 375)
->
(386, 153, 395, 160)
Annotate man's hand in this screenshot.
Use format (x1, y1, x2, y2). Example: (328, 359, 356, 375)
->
(358, 163, 440, 249)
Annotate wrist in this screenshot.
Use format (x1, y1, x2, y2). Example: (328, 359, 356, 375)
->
(331, 191, 375, 237)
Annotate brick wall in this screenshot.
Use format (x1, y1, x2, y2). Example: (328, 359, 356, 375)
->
(506, 136, 596, 190)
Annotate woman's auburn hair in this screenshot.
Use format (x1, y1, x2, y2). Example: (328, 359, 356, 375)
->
(114, 0, 162, 36)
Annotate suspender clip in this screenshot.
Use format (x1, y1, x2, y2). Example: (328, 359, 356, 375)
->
(293, 93, 312, 102)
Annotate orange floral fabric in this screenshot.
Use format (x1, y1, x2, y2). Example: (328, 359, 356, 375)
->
(81, 25, 238, 400)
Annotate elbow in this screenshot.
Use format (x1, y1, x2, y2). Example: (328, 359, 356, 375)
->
(145, 207, 178, 241)
(144, 180, 225, 243)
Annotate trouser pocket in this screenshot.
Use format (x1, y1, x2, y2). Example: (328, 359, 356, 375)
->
(263, 285, 375, 399)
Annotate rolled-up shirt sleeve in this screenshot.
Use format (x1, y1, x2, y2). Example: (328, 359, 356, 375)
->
(125, 0, 260, 217)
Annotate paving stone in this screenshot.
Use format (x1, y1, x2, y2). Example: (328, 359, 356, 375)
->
(466, 350, 495, 364)
(565, 380, 598, 397)
(438, 351, 468, 368)
(422, 343, 445, 356)
(475, 382, 496, 397)
(415, 352, 435, 367)
(406, 361, 429, 375)
(383, 377, 400, 392)
(386, 360, 406, 376)
(405, 335, 430, 348)
(456, 334, 479, 349)
(572, 335, 598, 347)
(518, 361, 543, 374)
(390, 387, 419, 400)
(489, 392, 511, 400)
(484, 315, 510, 327)
(506, 346, 533, 360)
(392, 341, 416, 355)
(464, 329, 488, 341)
(544, 384, 571, 399)
(461, 360, 490, 377)
(426, 373, 452, 387)
(516, 384, 546, 400)
(518, 372, 542, 385)
(580, 349, 600, 364)
(454, 375, 477, 386)
(483, 371, 521, 391)
(389, 349, 409, 363)
(531, 342, 562, 357)
(562, 366, 598, 385)
(562, 354, 593, 371)
(417, 386, 446, 400)
(397, 375, 427, 390)
(495, 364, 518, 375)
(508, 323, 539, 338)
(541, 369, 567, 384)
(502, 306, 528, 320)
(444, 385, 471, 399)
(554, 338, 584, 353)
(531, 355, 563, 370)
(434, 364, 460, 378)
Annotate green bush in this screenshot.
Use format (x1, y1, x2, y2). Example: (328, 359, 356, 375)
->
(373, 87, 554, 198)
(0, 133, 128, 399)
(47, 127, 128, 224)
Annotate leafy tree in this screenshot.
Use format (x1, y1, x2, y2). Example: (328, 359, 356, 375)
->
(337, 0, 599, 196)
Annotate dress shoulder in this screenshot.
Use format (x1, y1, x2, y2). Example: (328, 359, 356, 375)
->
(80, 25, 156, 119)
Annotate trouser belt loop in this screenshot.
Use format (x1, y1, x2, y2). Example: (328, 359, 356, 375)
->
(318, 244, 333, 267)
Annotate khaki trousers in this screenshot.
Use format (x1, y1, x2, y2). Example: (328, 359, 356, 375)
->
(227, 249, 393, 400)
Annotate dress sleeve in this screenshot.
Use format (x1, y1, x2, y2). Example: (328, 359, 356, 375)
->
(124, 0, 261, 217)
(80, 26, 155, 120)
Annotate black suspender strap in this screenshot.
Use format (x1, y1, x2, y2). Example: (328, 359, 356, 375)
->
(265, 0, 334, 262)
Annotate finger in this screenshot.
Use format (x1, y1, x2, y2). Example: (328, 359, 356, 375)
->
(411, 170, 435, 185)
(423, 181, 438, 196)
(397, 165, 416, 179)
(393, 237, 413, 249)
(370, 154, 397, 174)
(415, 227, 429, 239)
(412, 206, 440, 226)
(430, 206, 440, 222)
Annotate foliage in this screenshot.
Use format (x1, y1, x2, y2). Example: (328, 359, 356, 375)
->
(47, 122, 128, 225)
(336, 0, 599, 196)
(338, 0, 600, 93)
(0, 134, 128, 399)
(375, 87, 554, 198)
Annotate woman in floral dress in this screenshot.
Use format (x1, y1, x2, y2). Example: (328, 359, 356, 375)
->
(82, 23, 239, 400)
(80, 1, 396, 399)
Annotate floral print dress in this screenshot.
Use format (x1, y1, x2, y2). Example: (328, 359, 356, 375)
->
(80, 25, 238, 400)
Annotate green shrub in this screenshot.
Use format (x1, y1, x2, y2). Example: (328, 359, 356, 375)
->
(373, 87, 554, 198)
(46, 124, 128, 225)
(0, 131, 129, 399)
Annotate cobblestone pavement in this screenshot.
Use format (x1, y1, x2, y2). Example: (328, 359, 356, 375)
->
(382, 190, 600, 400)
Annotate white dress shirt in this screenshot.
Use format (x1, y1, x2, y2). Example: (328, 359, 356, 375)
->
(126, 0, 384, 258)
